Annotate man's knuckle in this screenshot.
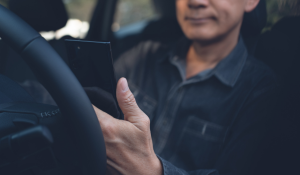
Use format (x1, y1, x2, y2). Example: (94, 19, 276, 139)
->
(101, 121, 116, 138)
(142, 115, 151, 125)
(123, 92, 137, 107)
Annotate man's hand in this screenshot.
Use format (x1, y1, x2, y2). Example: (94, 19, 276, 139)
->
(93, 78, 163, 175)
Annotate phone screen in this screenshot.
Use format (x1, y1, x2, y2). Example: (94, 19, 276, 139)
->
(65, 39, 123, 119)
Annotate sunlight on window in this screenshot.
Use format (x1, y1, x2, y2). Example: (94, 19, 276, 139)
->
(40, 0, 96, 40)
(40, 19, 89, 40)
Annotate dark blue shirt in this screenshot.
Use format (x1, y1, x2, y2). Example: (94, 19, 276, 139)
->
(114, 37, 278, 175)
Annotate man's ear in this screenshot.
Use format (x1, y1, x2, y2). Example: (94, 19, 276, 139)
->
(244, 0, 260, 13)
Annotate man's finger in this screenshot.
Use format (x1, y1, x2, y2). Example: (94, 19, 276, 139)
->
(116, 78, 146, 122)
(93, 105, 112, 121)
(93, 105, 121, 137)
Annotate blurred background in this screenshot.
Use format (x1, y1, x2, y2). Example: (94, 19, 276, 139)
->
(0, 0, 298, 40)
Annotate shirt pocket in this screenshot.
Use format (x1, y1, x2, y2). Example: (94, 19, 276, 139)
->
(170, 116, 227, 170)
(129, 83, 157, 121)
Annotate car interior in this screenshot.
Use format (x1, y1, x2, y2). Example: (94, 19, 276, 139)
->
(0, 0, 299, 174)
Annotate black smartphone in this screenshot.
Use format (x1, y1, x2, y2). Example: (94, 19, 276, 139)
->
(64, 39, 123, 119)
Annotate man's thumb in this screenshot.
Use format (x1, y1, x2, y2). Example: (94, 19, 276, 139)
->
(116, 78, 145, 122)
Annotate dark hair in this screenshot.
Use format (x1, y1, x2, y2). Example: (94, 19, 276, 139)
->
(152, 0, 176, 18)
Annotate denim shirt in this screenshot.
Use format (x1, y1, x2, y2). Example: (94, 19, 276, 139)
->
(114, 37, 278, 175)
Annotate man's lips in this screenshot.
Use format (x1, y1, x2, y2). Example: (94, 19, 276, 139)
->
(185, 17, 212, 24)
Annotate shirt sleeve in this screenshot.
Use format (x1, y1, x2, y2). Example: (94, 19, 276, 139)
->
(158, 156, 219, 175)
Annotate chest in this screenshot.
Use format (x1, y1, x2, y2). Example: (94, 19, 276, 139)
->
(127, 59, 253, 169)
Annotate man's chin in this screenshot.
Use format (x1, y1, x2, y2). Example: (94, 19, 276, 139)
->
(185, 34, 220, 44)
(184, 28, 216, 39)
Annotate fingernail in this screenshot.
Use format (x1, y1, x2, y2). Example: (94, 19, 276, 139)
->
(121, 78, 129, 92)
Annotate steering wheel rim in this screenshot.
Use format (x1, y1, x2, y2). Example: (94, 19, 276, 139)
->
(0, 5, 106, 175)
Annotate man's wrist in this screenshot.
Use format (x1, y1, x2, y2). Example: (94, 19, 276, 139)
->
(150, 156, 163, 175)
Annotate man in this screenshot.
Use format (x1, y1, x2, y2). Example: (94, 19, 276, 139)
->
(93, 0, 278, 174)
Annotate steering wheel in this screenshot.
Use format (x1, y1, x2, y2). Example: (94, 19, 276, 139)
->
(0, 5, 106, 175)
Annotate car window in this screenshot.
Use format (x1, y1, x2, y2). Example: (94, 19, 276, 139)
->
(0, 0, 97, 40)
(64, 0, 96, 22)
(112, 0, 157, 32)
(0, 0, 96, 40)
(0, 0, 7, 6)
(31, 0, 96, 40)
(43, 0, 97, 40)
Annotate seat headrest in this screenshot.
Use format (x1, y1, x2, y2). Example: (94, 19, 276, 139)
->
(8, 0, 68, 32)
(241, 0, 267, 37)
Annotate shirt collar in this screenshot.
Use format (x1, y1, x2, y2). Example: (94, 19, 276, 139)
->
(162, 36, 247, 87)
(213, 37, 248, 87)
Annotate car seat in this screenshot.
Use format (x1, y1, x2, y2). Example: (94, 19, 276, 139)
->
(255, 16, 300, 80)
(113, 0, 267, 59)
(252, 15, 300, 175)
(255, 16, 300, 110)
(241, 0, 267, 54)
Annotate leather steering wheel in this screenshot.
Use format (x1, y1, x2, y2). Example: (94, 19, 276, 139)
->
(0, 5, 106, 175)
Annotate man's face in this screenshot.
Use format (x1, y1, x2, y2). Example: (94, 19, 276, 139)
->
(176, 0, 260, 42)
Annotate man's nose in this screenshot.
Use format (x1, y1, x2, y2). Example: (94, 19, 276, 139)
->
(188, 0, 209, 9)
